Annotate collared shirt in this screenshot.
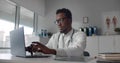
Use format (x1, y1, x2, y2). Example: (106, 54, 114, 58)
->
(58, 29, 73, 48)
(46, 28, 86, 57)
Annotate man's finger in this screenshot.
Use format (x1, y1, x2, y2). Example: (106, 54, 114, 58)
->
(32, 42, 40, 44)
(32, 42, 45, 47)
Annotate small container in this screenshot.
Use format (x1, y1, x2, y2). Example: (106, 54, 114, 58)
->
(44, 29, 48, 37)
(41, 29, 44, 37)
(79, 27, 84, 32)
(88, 27, 92, 36)
(92, 26, 97, 35)
(83, 27, 89, 36)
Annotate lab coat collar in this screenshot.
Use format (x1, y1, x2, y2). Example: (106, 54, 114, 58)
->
(62, 28, 73, 37)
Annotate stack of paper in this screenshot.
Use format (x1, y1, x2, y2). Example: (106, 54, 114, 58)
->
(98, 53, 120, 61)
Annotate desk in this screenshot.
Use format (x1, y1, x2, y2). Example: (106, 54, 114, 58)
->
(0, 53, 96, 63)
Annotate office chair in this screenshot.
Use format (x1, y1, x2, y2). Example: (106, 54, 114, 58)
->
(84, 51, 90, 56)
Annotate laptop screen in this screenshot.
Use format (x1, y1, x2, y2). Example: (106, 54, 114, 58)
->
(10, 27, 26, 57)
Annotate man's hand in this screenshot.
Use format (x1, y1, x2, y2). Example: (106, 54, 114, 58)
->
(25, 44, 33, 56)
(32, 42, 56, 55)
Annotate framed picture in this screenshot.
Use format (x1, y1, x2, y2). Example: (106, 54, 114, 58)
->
(83, 17, 88, 24)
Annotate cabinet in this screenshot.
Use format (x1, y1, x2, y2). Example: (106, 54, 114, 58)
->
(114, 35, 120, 52)
(98, 36, 114, 53)
(86, 35, 120, 57)
(86, 36, 99, 57)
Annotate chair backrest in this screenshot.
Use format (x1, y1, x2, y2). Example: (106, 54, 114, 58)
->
(84, 51, 90, 56)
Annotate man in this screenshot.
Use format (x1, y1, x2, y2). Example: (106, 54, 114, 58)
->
(26, 8, 86, 57)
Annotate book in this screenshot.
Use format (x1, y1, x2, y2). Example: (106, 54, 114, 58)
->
(99, 53, 120, 57)
(98, 56, 120, 61)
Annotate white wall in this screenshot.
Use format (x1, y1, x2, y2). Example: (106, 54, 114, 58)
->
(10, 0, 45, 16)
(45, 0, 120, 34)
(9, 0, 120, 34)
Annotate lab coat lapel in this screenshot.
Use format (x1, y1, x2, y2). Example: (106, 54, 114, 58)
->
(65, 29, 74, 48)
(54, 33, 60, 49)
(58, 34, 64, 48)
(64, 36, 71, 48)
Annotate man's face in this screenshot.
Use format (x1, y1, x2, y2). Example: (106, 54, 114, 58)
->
(56, 13, 71, 33)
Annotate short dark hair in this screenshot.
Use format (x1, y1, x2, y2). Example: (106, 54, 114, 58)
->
(56, 8, 72, 21)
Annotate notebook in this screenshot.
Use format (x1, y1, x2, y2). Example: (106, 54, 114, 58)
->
(10, 27, 50, 58)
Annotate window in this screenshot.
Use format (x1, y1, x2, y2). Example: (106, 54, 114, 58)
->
(0, 0, 16, 48)
(20, 6, 34, 34)
(19, 7, 34, 46)
(0, 0, 36, 48)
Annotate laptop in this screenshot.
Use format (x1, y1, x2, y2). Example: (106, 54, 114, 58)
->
(10, 27, 50, 58)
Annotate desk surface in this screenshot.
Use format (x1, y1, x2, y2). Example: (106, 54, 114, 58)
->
(0, 53, 96, 63)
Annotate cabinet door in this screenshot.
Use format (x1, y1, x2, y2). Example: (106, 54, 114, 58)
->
(86, 36, 99, 57)
(99, 36, 114, 53)
(114, 35, 120, 52)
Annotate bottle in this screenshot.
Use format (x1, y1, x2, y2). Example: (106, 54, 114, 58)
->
(41, 29, 44, 37)
(79, 27, 84, 32)
(44, 29, 48, 37)
(88, 27, 92, 36)
(93, 26, 97, 35)
(83, 27, 87, 36)
(86, 27, 89, 36)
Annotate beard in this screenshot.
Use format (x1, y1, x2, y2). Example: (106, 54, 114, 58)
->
(60, 27, 67, 33)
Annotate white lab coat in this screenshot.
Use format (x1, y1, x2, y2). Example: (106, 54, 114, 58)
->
(46, 29, 86, 57)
